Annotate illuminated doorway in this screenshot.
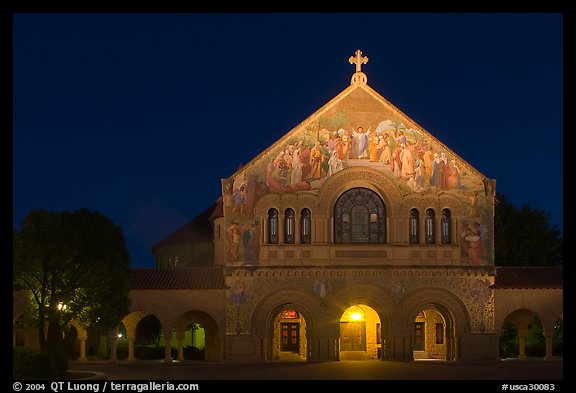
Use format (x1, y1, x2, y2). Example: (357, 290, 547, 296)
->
(339, 304, 381, 359)
(341, 319, 366, 351)
(273, 309, 307, 361)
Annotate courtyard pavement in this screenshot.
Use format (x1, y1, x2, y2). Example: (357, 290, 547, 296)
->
(68, 358, 563, 382)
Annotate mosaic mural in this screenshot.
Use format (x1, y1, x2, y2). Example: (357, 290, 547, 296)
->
(221, 86, 493, 266)
(225, 272, 494, 335)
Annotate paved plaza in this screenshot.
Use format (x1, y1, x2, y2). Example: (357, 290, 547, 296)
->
(69, 358, 563, 381)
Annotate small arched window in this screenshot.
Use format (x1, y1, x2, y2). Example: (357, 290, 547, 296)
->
(425, 208, 435, 244)
(409, 208, 419, 244)
(441, 208, 451, 244)
(301, 208, 311, 244)
(268, 208, 279, 244)
(284, 209, 295, 244)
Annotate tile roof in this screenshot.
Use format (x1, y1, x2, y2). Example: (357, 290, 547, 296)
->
(494, 266, 563, 289)
(130, 266, 563, 290)
(131, 267, 226, 290)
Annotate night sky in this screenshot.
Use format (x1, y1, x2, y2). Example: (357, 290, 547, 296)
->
(12, 13, 563, 269)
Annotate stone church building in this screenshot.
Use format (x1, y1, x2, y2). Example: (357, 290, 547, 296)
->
(13, 50, 563, 364)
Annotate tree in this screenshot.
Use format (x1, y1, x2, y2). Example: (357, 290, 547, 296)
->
(13, 208, 131, 377)
(494, 194, 563, 266)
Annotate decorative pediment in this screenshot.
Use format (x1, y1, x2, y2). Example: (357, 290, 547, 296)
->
(220, 50, 495, 267)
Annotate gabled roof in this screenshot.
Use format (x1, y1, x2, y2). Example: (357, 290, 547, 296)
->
(494, 266, 563, 289)
(131, 267, 226, 290)
(151, 203, 217, 250)
(225, 67, 488, 184)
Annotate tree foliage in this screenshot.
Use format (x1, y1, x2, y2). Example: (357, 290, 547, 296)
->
(13, 208, 131, 375)
(494, 194, 563, 266)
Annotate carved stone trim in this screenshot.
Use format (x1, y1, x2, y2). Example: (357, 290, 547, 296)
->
(317, 167, 403, 217)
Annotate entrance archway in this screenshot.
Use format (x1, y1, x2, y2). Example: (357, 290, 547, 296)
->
(339, 304, 381, 360)
(272, 309, 307, 361)
(412, 308, 447, 360)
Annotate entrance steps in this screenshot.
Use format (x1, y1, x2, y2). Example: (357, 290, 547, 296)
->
(413, 350, 434, 360)
(339, 351, 372, 361)
(277, 351, 306, 362)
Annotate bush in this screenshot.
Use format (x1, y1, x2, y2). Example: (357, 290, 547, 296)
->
(499, 323, 518, 358)
(183, 346, 205, 360)
(13, 347, 57, 380)
(138, 345, 166, 359)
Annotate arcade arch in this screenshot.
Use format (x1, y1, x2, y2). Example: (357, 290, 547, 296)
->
(498, 309, 555, 360)
(252, 288, 321, 361)
(174, 310, 221, 361)
(402, 288, 470, 361)
(339, 304, 382, 360)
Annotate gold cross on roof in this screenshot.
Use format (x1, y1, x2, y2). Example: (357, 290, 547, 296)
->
(349, 49, 368, 73)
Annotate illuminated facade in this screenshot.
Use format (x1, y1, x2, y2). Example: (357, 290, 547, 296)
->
(213, 49, 499, 361)
(13, 50, 562, 364)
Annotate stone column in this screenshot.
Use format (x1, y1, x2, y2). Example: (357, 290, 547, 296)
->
(315, 336, 337, 361)
(380, 336, 390, 361)
(327, 337, 339, 361)
(295, 213, 301, 244)
(405, 336, 414, 361)
(278, 216, 285, 245)
(127, 336, 135, 361)
(108, 333, 118, 363)
(545, 335, 554, 360)
(177, 334, 185, 361)
(418, 216, 425, 245)
(446, 320, 458, 361)
(164, 332, 173, 364)
(451, 334, 459, 361)
(517, 334, 526, 359)
(307, 334, 316, 360)
(261, 337, 268, 361)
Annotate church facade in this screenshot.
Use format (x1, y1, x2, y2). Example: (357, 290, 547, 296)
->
(211, 49, 499, 361)
(13, 50, 562, 364)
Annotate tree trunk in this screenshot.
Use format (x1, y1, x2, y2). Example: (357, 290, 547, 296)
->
(37, 316, 47, 352)
(47, 315, 68, 377)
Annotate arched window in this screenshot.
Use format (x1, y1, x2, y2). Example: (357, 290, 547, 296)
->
(301, 208, 311, 244)
(268, 208, 278, 244)
(441, 208, 451, 244)
(409, 208, 419, 244)
(284, 208, 295, 244)
(425, 208, 436, 244)
(334, 188, 386, 243)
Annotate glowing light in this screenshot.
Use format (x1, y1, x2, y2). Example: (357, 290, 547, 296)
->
(281, 310, 299, 319)
(117, 333, 123, 338)
(342, 305, 366, 322)
(350, 313, 363, 321)
(57, 302, 67, 311)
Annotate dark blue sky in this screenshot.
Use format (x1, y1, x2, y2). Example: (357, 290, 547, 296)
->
(12, 13, 563, 268)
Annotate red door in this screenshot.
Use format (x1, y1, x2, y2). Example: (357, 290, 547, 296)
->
(281, 323, 299, 352)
